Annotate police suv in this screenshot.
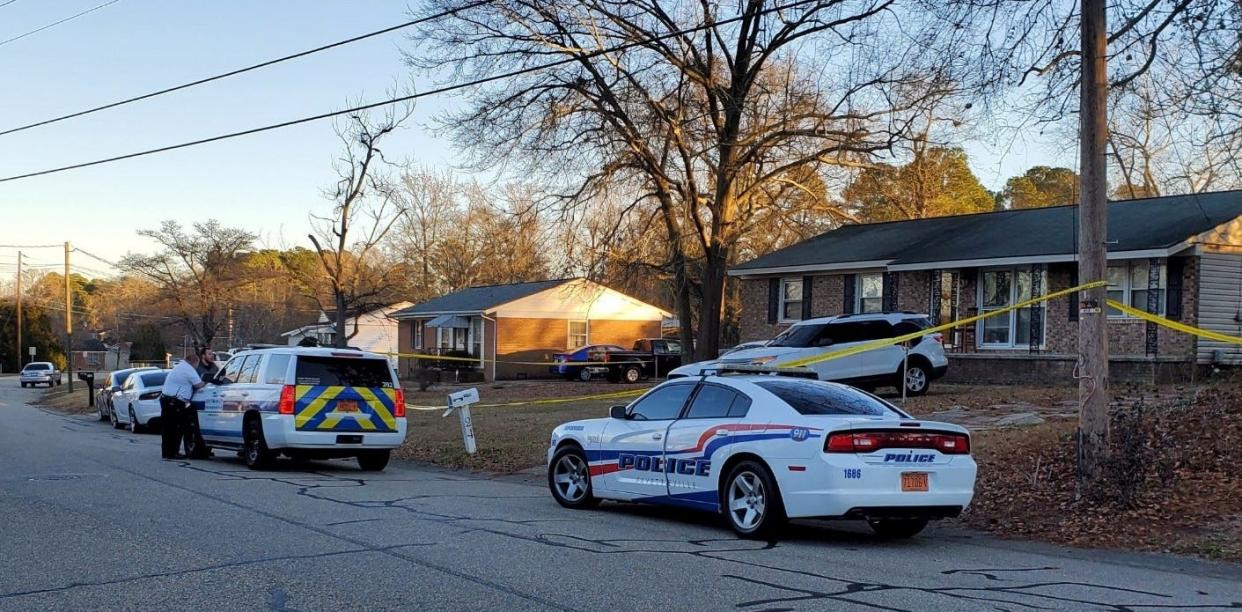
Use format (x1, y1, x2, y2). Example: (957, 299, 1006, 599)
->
(547, 367, 976, 539)
(192, 347, 407, 471)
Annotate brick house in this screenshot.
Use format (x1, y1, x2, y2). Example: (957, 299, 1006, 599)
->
(731, 191, 1242, 383)
(392, 278, 671, 381)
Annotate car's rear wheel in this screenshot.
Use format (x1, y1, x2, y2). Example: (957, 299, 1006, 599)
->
(868, 518, 928, 539)
(110, 406, 124, 429)
(357, 450, 390, 472)
(243, 418, 276, 470)
(724, 461, 785, 539)
(577, 368, 592, 382)
(898, 361, 930, 396)
(621, 365, 641, 384)
(548, 446, 600, 509)
(128, 407, 144, 433)
(97, 399, 109, 421)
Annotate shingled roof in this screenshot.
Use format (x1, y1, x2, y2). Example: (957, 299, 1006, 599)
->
(732, 190, 1242, 274)
(391, 279, 575, 317)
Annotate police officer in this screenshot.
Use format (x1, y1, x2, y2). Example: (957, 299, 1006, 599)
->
(160, 352, 205, 460)
(182, 347, 220, 459)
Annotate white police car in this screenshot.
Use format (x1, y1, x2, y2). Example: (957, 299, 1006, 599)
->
(191, 347, 407, 471)
(547, 367, 975, 539)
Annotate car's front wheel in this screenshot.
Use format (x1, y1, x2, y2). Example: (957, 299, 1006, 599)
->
(621, 365, 641, 384)
(723, 461, 785, 539)
(548, 446, 600, 509)
(868, 518, 928, 539)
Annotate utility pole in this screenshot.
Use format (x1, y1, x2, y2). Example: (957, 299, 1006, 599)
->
(15, 251, 22, 369)
(65, 242, 74, 393)
(1077, 0, 1110, 483)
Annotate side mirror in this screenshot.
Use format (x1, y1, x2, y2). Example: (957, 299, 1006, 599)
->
(609, 405, 628, 419)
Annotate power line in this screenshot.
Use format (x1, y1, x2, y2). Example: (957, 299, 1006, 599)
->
(0, 1, 20, 9)
(72, 247, 118, 268)
(0, 0, 121, 49)
(0, 243, 63, 248)
(0, 0, 493, 137)
(0, 0, 820, 184)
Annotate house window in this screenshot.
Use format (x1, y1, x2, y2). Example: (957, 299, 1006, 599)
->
(412, 320, 424, 350)
(568, 320, 589, 349)
(779, 278, 803, 321)
(978, 267, 1047, 347)
(857, 273, 884, 313)
(1107, 261, 1166, 317)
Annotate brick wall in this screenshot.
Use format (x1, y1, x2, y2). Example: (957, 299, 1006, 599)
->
(738, 258, 1201, 362)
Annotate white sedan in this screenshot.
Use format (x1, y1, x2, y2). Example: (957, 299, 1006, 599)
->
(546, 369, 976, 539)
(113, 369, 169, 433)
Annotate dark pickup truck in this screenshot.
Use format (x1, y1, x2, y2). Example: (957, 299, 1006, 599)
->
(586, 338, 685, 383)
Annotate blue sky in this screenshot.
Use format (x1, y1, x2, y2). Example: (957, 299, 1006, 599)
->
(0, 0, 1068, 270)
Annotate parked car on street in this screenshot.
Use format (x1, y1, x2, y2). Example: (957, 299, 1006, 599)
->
(95, 367, 159, 422)
(669, 313, 947, 396)
(550, 344, 626, 381)
(112, 369, 170, 432)
(192, 346, 407, 471)
(19, 362, 61, 388)
(547, 368, 975, 538)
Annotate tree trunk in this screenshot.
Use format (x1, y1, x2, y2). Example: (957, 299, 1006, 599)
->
(334, 292, 348, 348)
(695, 243, 729, 360)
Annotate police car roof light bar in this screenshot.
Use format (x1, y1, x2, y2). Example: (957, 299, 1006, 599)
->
(706, 364, 818, 379)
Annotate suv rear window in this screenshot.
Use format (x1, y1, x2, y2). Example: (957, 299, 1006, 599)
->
(755, 379, 902, 416)
(140, 372, 167, 386)
(294, 356, 393, 388)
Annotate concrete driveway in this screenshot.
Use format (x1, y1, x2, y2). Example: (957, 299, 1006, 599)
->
(1, 378, 1239, 610)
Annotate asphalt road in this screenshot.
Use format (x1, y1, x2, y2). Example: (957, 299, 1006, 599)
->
(2, 378, 1240, 611)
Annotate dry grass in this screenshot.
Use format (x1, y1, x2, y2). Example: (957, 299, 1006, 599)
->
(32, 385, 97, 415)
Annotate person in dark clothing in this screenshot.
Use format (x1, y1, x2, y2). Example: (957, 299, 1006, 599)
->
(182, 347, 220, 459)
(160, 352, 204, 460)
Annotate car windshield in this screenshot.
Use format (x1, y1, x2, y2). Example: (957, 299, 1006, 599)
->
(294, 356, 393, 388)
(768, 324, 826, 348)
(755, 379, 904, 417)
(24, 363, 50, 371)
(140, 372, 167, 386)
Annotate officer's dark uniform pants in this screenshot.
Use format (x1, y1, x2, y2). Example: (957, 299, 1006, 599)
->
(159, 395, 187, 458)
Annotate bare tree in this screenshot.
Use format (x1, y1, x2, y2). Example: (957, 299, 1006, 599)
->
(118, 220, 256, 347)
(408, 0, 965, 358)
(299, 101, 413, 348)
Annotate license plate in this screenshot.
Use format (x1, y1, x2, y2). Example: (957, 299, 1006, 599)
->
(335, 400, 359, 413)
(901, 472, 929, 492)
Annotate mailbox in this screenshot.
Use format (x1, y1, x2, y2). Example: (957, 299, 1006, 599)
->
(78, 372, 96, 407)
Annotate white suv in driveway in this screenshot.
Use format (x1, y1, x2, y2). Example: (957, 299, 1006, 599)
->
(670, 313, 948, 395)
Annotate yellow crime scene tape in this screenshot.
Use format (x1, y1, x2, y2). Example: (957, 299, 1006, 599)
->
(383, 350, 644, 367)
(1106, 300, 1242, 344)
(399, 279, 1241, 413)
(779, 280, 1109, 368)
(403, 387, 647, 412)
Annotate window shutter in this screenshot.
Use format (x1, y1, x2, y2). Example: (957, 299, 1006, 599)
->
(882, 273, 899, 312)
(842, 274, 856, 314)
(801, 276, 814, 320)
(1068, 267, 1080, 322)
(767, 278, 779, 324)
(1165, 257, 1183, 321)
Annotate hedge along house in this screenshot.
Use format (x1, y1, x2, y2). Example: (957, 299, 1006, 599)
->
(392, 278, 672, 382)
(731, 191, 1242, 383)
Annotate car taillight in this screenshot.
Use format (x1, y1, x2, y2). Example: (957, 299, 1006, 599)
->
(278, 385, 296, 415)
(824, 430, 970, 455)
(932, 333, 943, 344)
(393, 388, 405, 418)
(139, 391, 160, 400)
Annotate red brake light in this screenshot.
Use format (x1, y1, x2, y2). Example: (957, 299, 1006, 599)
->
(278, 385, 296, 415)
(824, 430, 970, 455)
(393, 388, 406, 418)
